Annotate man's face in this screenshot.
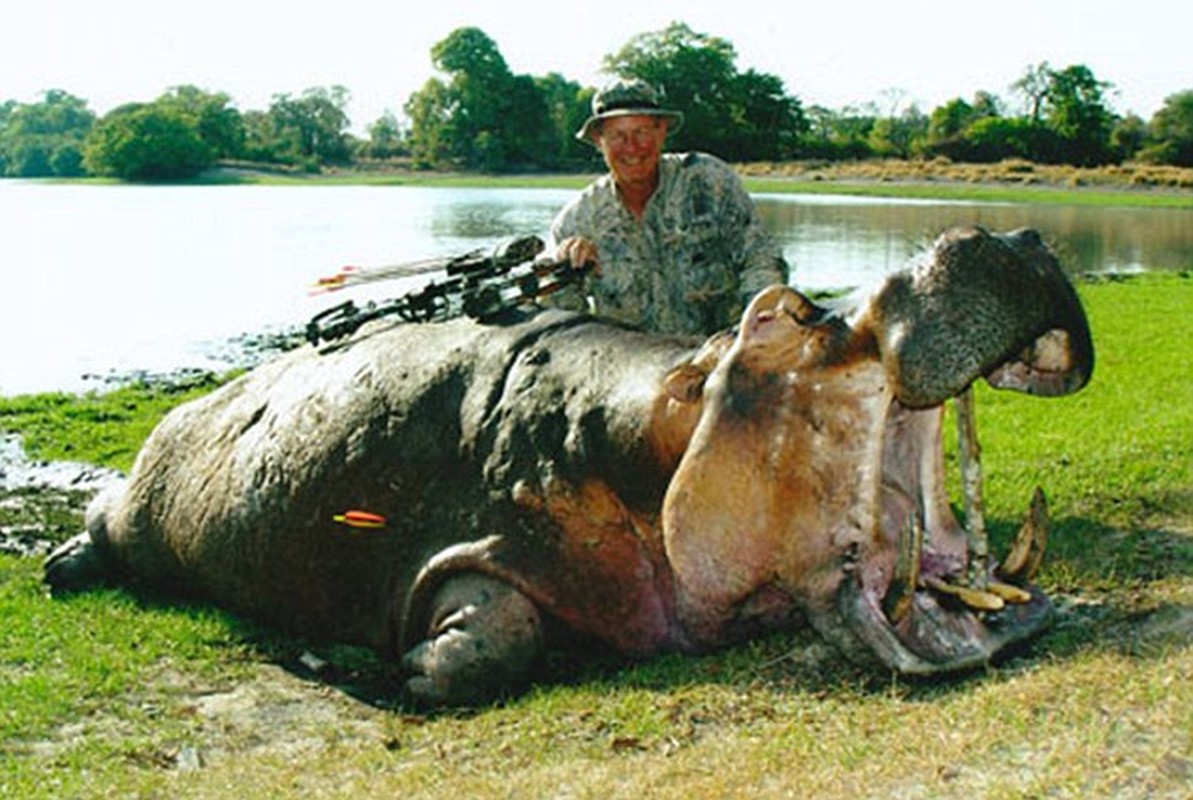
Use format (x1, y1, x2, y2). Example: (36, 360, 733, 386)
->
(596, 115, 668, 188)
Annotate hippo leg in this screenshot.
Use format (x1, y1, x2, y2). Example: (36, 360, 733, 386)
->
(44, 532, 110, 595)
(402, 572, 544, 707)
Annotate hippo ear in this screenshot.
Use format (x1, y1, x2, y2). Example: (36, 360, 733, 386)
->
(664, 364, 708, 403)
(739, 285, 826, 350)
(663, 329, 737, 403)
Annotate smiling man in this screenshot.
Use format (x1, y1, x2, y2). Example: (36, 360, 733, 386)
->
(549, 79, 789, 336)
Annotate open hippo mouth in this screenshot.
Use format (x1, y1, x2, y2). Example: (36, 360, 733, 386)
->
(661, 226, 1091, 675)
(836, 393, 1055, 674)
(817, 227, 1095, 674)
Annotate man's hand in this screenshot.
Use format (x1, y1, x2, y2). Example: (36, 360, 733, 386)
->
(555, 236, 601, 276)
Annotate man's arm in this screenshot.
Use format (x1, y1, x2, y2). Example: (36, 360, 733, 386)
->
(714, 162, 790, 302)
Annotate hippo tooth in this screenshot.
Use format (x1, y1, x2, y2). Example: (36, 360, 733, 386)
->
(998, 487, 1050, 584)
(921, 575, 1005, 612)
(954, 386, 989, 587)
(882, 505, 923, 624)
(984, 580, 1033, 604)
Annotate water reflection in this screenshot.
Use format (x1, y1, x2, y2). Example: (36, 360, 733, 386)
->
(757, 194, 1193, 289)
(426, 187, 573, 241)
(0, 181, 1189, 394)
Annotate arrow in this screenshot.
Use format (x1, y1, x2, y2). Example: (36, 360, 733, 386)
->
(307, 236, 546, 295)
(333, 509, 387, 529)
(309, 253, 481, 295)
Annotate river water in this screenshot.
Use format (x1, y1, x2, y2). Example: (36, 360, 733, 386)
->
(2, 181, 1189, 395)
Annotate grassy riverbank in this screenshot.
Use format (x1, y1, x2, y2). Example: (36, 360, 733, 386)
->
(0, 272, 1189, 798)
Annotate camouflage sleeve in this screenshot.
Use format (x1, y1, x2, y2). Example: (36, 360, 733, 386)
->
(710, 158, 790, 303)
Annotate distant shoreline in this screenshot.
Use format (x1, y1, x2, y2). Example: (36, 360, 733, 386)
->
(21, 158, 1193, 209)
(191, 158, 1193, 210)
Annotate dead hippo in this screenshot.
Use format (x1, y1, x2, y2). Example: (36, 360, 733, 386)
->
(46, 225, 1093, 707)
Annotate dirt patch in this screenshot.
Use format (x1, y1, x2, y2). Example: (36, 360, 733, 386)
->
(20, 661, 400, 773)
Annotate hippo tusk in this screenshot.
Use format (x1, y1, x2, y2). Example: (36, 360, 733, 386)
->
(953, 391, 1048, 601)
(882, 505, 923, 624)
(998, 487, 1050, 583)
(954, 386, 989, 587)
(921, 575, 1005, 612)
(985, 580, 1034, 604)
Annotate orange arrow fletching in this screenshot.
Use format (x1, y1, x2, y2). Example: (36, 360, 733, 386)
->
(333, 510, 387, 529)
(310, 266, 362, 294)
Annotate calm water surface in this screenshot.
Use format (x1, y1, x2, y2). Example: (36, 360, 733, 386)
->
(2, 181, 1189, 394)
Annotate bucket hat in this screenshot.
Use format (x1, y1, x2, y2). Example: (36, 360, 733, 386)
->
(575, 79, 684, 145)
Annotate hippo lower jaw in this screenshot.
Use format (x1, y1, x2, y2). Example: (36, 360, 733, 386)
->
(819, 397, 1054, 675)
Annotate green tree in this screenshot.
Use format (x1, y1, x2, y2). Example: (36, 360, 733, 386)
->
(834, 111, 876, 160)
(156, 85, 245, 159)
(924, 92, 1003, 161)
(1011, 62, 1052, 123)
(961, 116, 1047, 162)
(404, 78, 454, 167)
(1042, 64, 1117, 166)
(1109, 113, 1148, 162)
(0, 90, 95, 177)
(728, 69, 807, 160)
(1143, 90, 1193, 166)
(535, 73, 598, 168)
(406, 27, 556, 171)
(869, 104, 928, 158)
(239, 110, 283, 163)
(432, 26, 516, 169)
(801, 105, 860, 159)
(502, 73, 558, 169)
(929, 97, 977, 141)
(267, 86, 353, 167)
(1008, 62, 1118, 165)
(364, 112, 406, 159)
(83, 102, 212, 180)
(603, 22, 807, 161)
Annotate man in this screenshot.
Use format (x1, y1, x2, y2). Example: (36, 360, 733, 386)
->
(549, 79, 789, 336)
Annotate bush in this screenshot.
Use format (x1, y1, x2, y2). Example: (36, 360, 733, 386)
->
(84, 103, 213, 181)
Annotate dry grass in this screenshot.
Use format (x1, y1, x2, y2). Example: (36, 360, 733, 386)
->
(739, 157, 1193, 192)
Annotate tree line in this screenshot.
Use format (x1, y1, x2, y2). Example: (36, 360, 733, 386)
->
(3, 22, 1192, 181)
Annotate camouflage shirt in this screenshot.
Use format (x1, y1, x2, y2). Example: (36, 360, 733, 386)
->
(547, 152, 789, 335)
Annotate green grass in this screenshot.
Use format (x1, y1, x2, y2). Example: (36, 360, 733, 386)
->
(0, 375, 230, 474)
(0, 274, 1189, 798)
(945, 273, 1193, 591)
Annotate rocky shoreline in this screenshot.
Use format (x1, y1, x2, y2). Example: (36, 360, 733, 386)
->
(0, 432, 122, 558)
(73, 327, 307, 393)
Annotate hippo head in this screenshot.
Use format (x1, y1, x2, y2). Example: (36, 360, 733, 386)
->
(661, 226, 1094, 673)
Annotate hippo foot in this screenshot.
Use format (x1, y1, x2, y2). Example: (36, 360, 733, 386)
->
(44, 532, 110, 596)
(402, 573, 544, 708)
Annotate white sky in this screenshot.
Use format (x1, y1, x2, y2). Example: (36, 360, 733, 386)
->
(5, 0, 1190, 133)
